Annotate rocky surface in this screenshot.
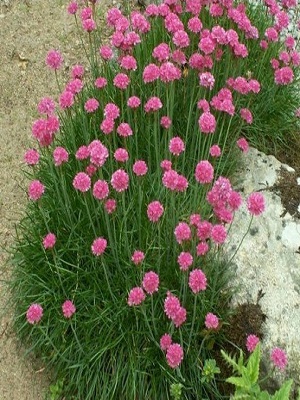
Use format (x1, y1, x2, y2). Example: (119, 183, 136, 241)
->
(227, 147, 300, 384)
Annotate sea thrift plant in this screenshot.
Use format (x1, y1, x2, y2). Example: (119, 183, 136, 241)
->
(11, 0, 300, 399)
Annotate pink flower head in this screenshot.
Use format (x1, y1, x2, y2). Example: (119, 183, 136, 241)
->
(43, 233, 56, 249)
(160, 116, 172, 129)
(265, 27, 278, 42)
(84, 98, 99, 113)
(169, 137, 185, 156)
(76, 145, 89, 160)
(111, 31, 124, 48)
(274, 67, 294, 85)
(95, 77, 107, 89)
(246, 334, 260, 352)
(24, 149, 40, 165)
(93, 180, 109, 200)
(46, 50, 63, 70)
(188, 16, 202, 33)
(127, 96, 141, 109)
(177, 252, 193, 271)
(228, 191, 243, 211)
(166, 343, 184, 368)
(86, 164, 97, 177)
(53, 147, 69, 166)
(143, 64, 160, 83)
(113, 73, 130, 90)
(260, 40, 268, 50)
(128, 287, 145, 306)
(160, 334, 172, 351)
(114, 148, 129, 163)
(195, 161, 214, 184)
(59, 91, 74, 109)
(145, 4, 159, 17)
(152, 43, 170, 62)
(199, 112, 216, 134)
(89, 140, 109, 167)
(190, 213, 201, 227)
(100, 118, 114, 135)
(62, 300, 76, 319)
(210, 144, 221, 157)
(80, 7, 92, 21)
(111, 169, 129, 192)
(236, 137, 249, 153)
(164, 292, 180, 320)
(99, 45, 113, 61)
(104, 103, 120, 120)
(211, 224, 227, 245)
(160, 62, 181, 83)
(196, 241, 209, 256)
(247, 192, 265, 216)
(174, 222, 191, 244)
(144, 97, 163, 113)
(270, 347, 288, 370)
(65, 78, 83, 95)
(71, 64, 84, 79)
(197, 99, 210, 113)
(67, 1, 78, 15)
(37, 97, 55, 115)
(104, 198, 117, 214)
(82, 18, 96, 32)
(142, 271, 159, 294)
(106, 7, 122, 27)
(172, 306, 187, 328)
(165, 13, 184, 34)
(117, 122, 133, 137)
(189, 269, 207, 293)
(28, 180, 45, 201)
(133, 160, 148, 176)
(240, 108, 253, 124)
(73, 172, 91, 192)
(131, 250, 145, 265)
(26, 303, 43, 324)
(172, 49, 187, 65)
(197, 220, 212, 241)
(91, 237, 107, 256)
(205, 313, 219, 329)
(199, 72, 215, 89)
(173, 30, 190, 48)
(147, 201, 164, 222)
(160, 160, 172, 171)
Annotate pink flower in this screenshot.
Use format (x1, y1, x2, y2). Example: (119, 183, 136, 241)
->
(228, 191, 243, 211)
(127, 96, 141, 109)
(86, 164, 97, 177)
(104, 103, 120, 120)
(172, 49, 187, 65)
(106, 7, 122, 27)
(164, 292, 180, 320)
(160, 160, 172, 171)
(111, 169, 129, 192)
(265, 27, 278, 42)
(197, 221, 212, 241)
(37, 97, 55, 115)
(66, 78, 83, 94)
(190, 214, 201, 227)
(113, 73, 130, 90)
(59, 91, 74, 109)
(211, 224, 227, 245)
(188, 16, 202, 33)
(131, 250, 145, 265)
(197, 99, 210, 113)
(166, 343, 184, 368)
(160, 116, 172, 129)
(210, 145, 221, 157)
(147, 201, 164, 222)
(246, 334, 260, 352)
(104, 198, 117, 214)
(128, 287, 145, 306)
(28, 180, 45, 201)
(46, 49, 63, 70)
(73, 172, 91, 192)
(195, 161, 214, 184)
(142, 271, 159, 294)
(117, 122, 133, 137)
(160, 62, 181, 83)
(24, 149, 39, 165)
(274, 67, 294, 85)
(43, 233, 56, 250)
(91, 237, 107, 256)
(196, 241, 209, 256)
(114, 148, 129, 163)
(236, 137, 249, 153)
(174, 222, 191, 244)
(189, 269, 207, 294)
(82, 18, 96, 32)
(93, 180, 109, 200)
(205, 313, 219, 329)
(173, 30, 190, 48)
(89, 140, 109, 167)
(144, 97, 163, 113)
(177, 252, 193, 271)
(120, 55, 137, 71)
(99, 45, 113, 60)
(145, 4, 159, 17)
(172, 306, 187, 328)
(143, 64, 160, 83)
(169, 137, 185, 156)
(26, 303, 43, 324)
(53, 147, 69, 166)
(80, 7, 92, 20)
(247, 192, 265, 216)
(153, 43, 170, 62)
(100, 118, 114, 134)
(62, 300, 76, 319)
(160, 334, 172, 351)
(199, 112, 216, 134)
(67, 2, 78, 15)
(95, 77, 107, 89)
(71, 64, 84, 79)
(199, 72, 215, 89)
(270, 347, 288, 370)
(85, 98, 99, 113)
(76, 145, 89, 160)
(240, 108, 253, 124)
(133, 160, 148, 176)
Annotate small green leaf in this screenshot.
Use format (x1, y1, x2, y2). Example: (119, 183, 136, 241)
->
(226, 376, 248, 388)
(272, 379, 293, 400)
(247, 344, 261, 384)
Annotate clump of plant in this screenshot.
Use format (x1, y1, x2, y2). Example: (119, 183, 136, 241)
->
(9, 0, 299, 398)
